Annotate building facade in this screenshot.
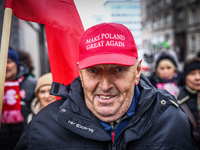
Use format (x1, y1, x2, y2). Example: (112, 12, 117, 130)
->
(141, 0, 175, 54)
(141, 0, 200, 61)
(104, 0, 141, 48)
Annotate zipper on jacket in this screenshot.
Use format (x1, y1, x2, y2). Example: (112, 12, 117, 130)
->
(111, 129, 116, 150)
(110, 122, 116, 150)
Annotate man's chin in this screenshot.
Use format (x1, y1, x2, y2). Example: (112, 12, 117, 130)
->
(95, 111, 119, 122)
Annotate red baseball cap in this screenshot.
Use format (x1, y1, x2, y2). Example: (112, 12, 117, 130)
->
(79, 23, 138, 69)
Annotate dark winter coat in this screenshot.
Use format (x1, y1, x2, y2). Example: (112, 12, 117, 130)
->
(0, 62, 37, 150)
(177, 86, 199, 121)
(14, 75, 197, 150)
(176, 85, 200, 149)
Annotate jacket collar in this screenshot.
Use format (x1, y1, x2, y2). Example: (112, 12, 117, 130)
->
(15, 62, 30, 80)
(185, 85, 197, 94)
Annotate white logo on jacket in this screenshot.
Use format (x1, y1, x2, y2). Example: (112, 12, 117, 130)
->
(68, 120, 94, 133)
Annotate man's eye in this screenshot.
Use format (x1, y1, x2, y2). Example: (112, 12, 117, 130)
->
(116, 67, 124, 72)
(111, 67, 126, 73)
(88, 68, 97, 73)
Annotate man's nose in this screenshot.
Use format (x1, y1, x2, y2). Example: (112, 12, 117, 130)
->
(99, 74, 113, 91)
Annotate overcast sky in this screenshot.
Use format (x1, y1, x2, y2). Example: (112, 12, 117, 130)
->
(74, 0, 106, 30)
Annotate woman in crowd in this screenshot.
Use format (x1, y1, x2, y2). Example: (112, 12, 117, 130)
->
(27, 73, 56, 123)
(176, 57, 200, 149)
(148, 50, 182, 96)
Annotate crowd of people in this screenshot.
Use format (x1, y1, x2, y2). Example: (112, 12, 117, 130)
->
(0, 48, 54, 150)
(0, 23, 199, 149)
(148, 50, 200, 149)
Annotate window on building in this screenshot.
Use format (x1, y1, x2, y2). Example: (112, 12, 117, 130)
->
(158, 0, 164, 8)
(166, 0, 171, 4)
(191, 8, 196, 24)
(149, 4, 153, 14)
(146, 4, 150, 14)
(153, 19, 158, 28)
(166, 14, 172, 24)
(159, 17, 164, 26)
(191, 35, 196, 52)
(152, 2, 157, 12)
(177, 9, 185, 21)
(165, 34, 170, 41)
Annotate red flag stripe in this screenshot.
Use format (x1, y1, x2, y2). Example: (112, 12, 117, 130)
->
(5, 0, 84, 85)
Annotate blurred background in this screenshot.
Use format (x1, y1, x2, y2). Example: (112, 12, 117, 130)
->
(0, 0, 199, 78)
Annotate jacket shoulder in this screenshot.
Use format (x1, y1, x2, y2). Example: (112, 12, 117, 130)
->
(35, 99, 65, 119)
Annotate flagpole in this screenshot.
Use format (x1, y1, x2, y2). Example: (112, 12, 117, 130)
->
(0, 8, 13, 126)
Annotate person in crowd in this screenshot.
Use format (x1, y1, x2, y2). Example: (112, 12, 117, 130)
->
(0, 47, 37, 150)
(14, 23, 197, 150)
(27, 73, 56, 123)
(17, 50, 35, 77)
(176, 57, 200, 149)
(148, 50, 182, 96)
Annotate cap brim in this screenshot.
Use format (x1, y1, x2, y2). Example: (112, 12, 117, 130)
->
(79, 54, 136, 69)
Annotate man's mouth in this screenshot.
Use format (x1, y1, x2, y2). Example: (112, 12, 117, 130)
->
(98, 95, 117, 101)
(99, 95, 112, 99)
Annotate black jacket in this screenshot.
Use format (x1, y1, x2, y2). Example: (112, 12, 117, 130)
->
(15, 75, 197, 150)
(176, 86, 200, 149)
(176, 86, 199, 121)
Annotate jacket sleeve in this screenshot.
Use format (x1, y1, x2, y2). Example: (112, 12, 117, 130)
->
(14, 122, 32, 150)
(150, 105, 197, 149)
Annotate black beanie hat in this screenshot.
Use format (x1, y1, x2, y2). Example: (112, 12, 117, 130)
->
(155, 54, 177, 69)
(8, 47, 19, 67)
(183, 60, 200, 81)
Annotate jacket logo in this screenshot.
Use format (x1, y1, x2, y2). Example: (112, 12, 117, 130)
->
(68, 120, 94, 133)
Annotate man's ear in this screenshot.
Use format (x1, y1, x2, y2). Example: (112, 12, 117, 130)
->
(77, 62, 83, 82)
(77, 62, 80, 70)
(135, 59, 142, 85)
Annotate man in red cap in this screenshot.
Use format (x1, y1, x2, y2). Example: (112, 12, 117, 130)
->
(15, 23, 197, 150)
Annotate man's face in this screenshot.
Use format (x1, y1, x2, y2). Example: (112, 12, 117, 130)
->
(185, 69, 200, 91)
(6, 58, 18, 81)
(79, 60, 141, 122)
